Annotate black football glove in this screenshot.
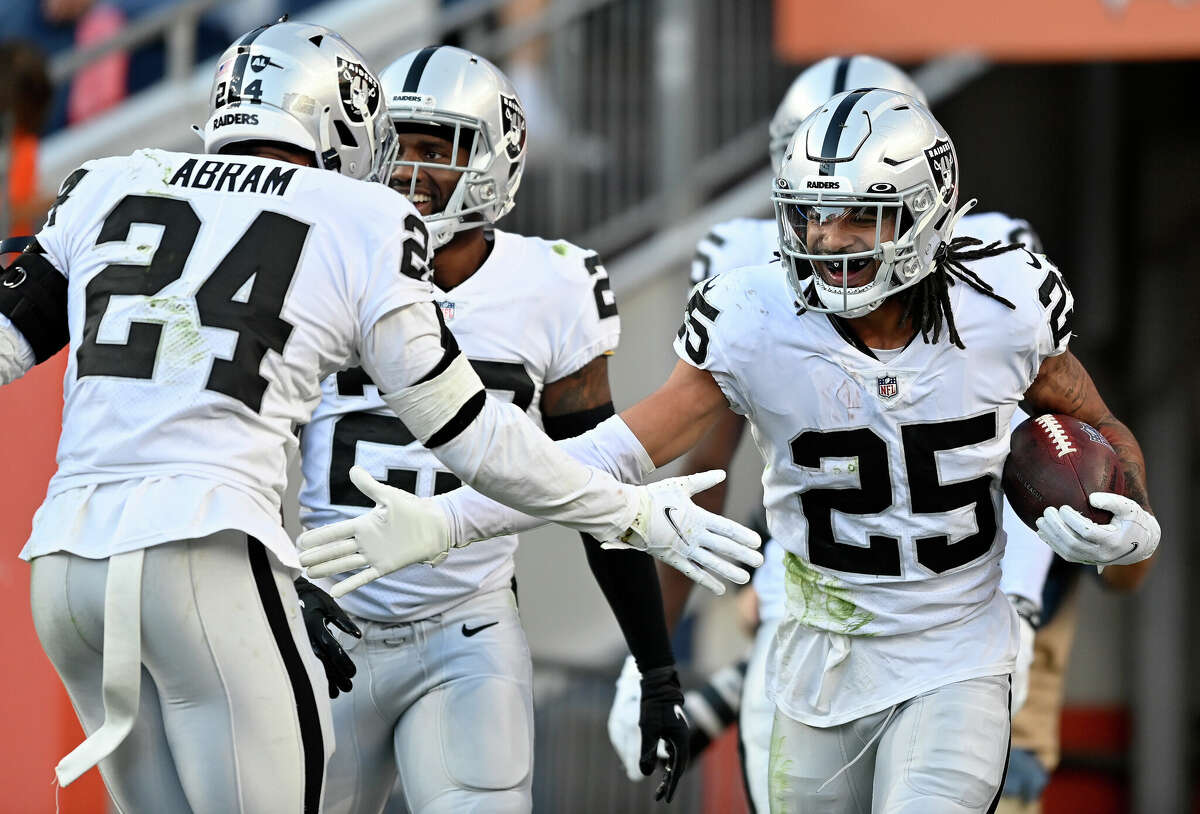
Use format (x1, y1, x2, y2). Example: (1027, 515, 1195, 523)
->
(638, 665, 690, 803)
(294, 577, 361, 699)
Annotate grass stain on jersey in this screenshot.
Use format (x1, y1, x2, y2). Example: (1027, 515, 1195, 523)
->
(147, 296, 209, 370)
(784, 552, 875, 635)
(552, 243, 568, 256)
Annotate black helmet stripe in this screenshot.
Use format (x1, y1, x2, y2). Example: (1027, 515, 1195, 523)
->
(818, 89, 870, 175)
(831, 56, 852, 96)
(228, 22, 271, 105)
(403, 45, 441, 92)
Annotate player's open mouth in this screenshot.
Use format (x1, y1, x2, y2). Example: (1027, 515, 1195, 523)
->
(816, 257, 876, 288)
(404, 192, 434, 214)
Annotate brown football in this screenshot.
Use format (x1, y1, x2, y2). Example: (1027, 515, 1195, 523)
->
(1002, 413, 1125, 531)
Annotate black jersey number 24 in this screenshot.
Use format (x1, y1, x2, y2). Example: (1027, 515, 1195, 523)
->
(791, 412, 1000, 576)
(75, 195, 308, 413)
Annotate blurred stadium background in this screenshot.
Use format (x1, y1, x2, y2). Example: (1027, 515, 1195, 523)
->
(2, 0, 1198, 811)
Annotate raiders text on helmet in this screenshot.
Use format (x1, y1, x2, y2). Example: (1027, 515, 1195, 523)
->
(768, 55, 927, 174)
(379, 46, 527, 248)
(773, 88, 967, 318)
(202, 20, 396, 183)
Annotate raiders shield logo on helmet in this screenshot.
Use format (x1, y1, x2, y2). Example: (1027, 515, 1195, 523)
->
(336, 56, 380, 124)
(500, 93, 527, 160)
(923, 140, 956, 204)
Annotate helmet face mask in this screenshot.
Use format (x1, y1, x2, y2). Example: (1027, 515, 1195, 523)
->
(379, 47, 527, 249)
(773, 89, 959, 318)
(202, 21, 396, 183)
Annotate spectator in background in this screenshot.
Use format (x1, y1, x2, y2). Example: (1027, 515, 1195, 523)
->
(1, 40, 53, 235)
(2, 0, 232, 131)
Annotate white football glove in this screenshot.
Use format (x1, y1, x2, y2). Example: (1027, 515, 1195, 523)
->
(1010, 607, 1036, 717)
(298, 466, 453, 598)
(608, 656, 646, 782)
(603, 471, 763, 596)
(1035, 492, 1159, 568)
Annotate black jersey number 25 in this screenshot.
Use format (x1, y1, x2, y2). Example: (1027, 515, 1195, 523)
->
(75, 195, 308, 413)
(791, 412, 999, 576)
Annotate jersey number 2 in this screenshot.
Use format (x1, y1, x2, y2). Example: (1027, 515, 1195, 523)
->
(76, 195, 308, 413)
(791, 412, 999, 576)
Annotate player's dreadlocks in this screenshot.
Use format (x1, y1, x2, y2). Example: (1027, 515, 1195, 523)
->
(898, 236, 1022, 349)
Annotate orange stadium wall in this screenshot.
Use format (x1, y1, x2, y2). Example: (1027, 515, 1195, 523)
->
(773, 0, 1200, 62)
(0, 350, 108, 813)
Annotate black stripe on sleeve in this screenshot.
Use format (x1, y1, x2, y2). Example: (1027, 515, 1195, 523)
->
(0, 250, 70, 363)
(425, 388, 486, 448)
(247, 539, 325, 814)
(403, 46, 441, 92)
(413, 304, 460, 386)
(818, 89, 869, 176)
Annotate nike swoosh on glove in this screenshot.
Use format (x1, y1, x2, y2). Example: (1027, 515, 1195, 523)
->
(298, 466, 453, 598)
(1035, 492, 1159, 567)
(638, 665, 690, 803)
(602, 471, 763, 596)
(294, 577, 361, 698)
(607, 655, 646, 782)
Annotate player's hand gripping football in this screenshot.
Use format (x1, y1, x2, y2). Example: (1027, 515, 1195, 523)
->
(294, 577, 361, 698)
(1035, 493, 1159, 567)
(603, 471, 763, 595)
(298, 466, 453, 598)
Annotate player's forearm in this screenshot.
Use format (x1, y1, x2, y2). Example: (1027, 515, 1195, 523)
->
(1025, 350, 1151, 512)
(431, 414, 657, 545)
(1092, 415, 1151, 513)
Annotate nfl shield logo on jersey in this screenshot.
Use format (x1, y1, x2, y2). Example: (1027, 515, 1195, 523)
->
(438, 300, 455, 321)
(877, 375, 899, 400)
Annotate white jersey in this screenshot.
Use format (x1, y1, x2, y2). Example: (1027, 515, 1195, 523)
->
(724, 211, 1045, 626)
(20, 149, 435, 568)
(300, 229, 620, 621)
(674, 243, 1073, 724)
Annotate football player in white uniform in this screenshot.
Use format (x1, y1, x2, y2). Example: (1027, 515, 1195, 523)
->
(302, 90, 1159, 813)
(610, 56, 1052, 812)
(297, 47, 690, 813)
(0, 22, 761, 814)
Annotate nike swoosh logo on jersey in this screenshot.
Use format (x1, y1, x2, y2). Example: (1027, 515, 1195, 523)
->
(462, 621, 499, 637)
(673, 704, 687, 725)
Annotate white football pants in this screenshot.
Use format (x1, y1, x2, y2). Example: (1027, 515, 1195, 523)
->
(30, 532, 332, 814)
(323, 588, 533, 814)
(768, 674, 1010, 814)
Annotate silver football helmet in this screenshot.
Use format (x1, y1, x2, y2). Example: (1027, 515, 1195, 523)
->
(379, 46, 527, 248)
(202, 20, 396, 183)
(773, 89, 967, 318)
(768, 55, 927, 173)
